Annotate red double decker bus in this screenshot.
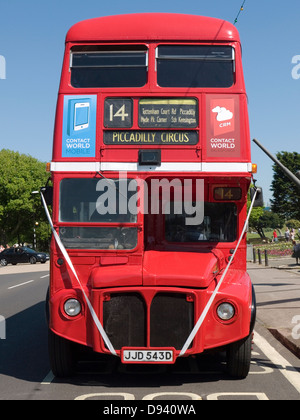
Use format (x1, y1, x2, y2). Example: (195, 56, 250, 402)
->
(45, 13, 258, 378)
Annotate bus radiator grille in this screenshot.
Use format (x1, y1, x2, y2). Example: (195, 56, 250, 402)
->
(150, 293, 194, 350)
(103, 292, 194, 351)
(103, 293, 147, 349)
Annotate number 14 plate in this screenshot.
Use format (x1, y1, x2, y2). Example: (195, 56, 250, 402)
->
(121, 348, 175, 364)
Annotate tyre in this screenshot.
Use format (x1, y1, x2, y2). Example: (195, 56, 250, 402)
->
(226, 333, 252, 379)
(0, 258, 8, 266)
(29, 256, 37, 264)
(45, 288, 50, 325)
(48, 329, 76, 377)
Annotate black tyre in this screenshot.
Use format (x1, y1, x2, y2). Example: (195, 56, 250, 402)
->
(45, 288, 50, 325)
(29, 256, 37, 264)
(0, 258, 8, 266)
(48, 329, 76, 377)
(226, 333, 252, 379)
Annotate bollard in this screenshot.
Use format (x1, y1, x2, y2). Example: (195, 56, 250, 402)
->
(253, 248, 256, 263)
(258, 249, 262, 265)
(264, 249, 269, 266)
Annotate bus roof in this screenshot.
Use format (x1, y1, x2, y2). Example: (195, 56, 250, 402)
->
(66, 13, 240, 44)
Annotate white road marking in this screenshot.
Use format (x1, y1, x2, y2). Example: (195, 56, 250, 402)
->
(41, 371, 55, 384)
(7, 273, 48, 289)
(8, 280, 34, 289)
(75, 393, 135, 400)
(254, 330, 300, 394)
(207, 392, 268, 400)
(142, 391, 202, 400)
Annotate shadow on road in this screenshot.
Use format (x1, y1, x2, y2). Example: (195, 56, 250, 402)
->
(0, 301, 49, 382)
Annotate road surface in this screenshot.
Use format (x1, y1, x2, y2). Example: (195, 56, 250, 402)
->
(0, 263, 299, 402)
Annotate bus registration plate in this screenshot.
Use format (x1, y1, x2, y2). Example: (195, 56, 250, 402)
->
(121, 348, 175, 364)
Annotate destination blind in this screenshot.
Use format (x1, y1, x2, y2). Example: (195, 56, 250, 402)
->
(103, 131, 198, 145)
(139, 98, 198, 128)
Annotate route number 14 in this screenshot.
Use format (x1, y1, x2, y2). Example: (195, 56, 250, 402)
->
(109, 104, 129, 122)
(104, 99, 133, 128)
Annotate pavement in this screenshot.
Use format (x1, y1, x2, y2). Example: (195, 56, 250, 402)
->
(0, 259, 299, 359)
(248, 257, 300, 359)
(0, 261, 50, 275)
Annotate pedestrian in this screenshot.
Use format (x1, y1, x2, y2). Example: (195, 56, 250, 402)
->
(0, 245, 4, 252)
(272, 229, 278, 243)
(290, 228, 295, 241)
(285, 227, 290, 242)
(292, 240, 300, 265)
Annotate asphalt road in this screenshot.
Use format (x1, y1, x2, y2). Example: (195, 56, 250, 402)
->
(0, 264, 300, 402)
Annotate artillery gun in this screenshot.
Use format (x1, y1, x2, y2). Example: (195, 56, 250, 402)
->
(253, 138, 300, 190)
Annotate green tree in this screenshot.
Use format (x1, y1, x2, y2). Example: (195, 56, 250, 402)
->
(247, 185, 283, 239)
(286, 219, 300, 229)
(0, 149, 50, 248)
(248, 184, 264, 237)
(249, 210, 284, 239)
(270, 151, 300, 220)
(249, 207, 264, 237)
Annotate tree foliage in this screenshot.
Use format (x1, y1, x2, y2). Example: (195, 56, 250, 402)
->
(249, 210, 284, 239)
(0, 149, 50, 248)
(270, 151, 300, 220)
(248, 186, 284, 239)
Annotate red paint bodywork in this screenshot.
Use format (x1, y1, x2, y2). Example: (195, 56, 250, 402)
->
(49, 14, 254, 362)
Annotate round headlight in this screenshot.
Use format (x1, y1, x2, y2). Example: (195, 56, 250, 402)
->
(217, 302, 235, 321)
(64, 299, 81, 317)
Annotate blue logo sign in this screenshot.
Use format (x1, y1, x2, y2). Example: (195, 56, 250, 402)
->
(62, 95, 97, 158)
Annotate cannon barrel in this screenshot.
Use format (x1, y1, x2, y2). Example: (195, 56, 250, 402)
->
(253, 138, 300, 190)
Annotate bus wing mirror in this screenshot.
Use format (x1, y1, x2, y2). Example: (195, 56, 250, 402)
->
(41, 186, 53, 206)
(250, 187, 264, 208)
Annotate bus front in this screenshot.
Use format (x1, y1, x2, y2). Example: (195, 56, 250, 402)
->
(47, 13, 256, 378)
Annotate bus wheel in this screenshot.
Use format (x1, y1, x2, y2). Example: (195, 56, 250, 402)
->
(226, 333, 252, 379)
(48, 329, 76, 377)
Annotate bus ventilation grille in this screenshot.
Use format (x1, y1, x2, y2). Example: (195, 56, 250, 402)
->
(103, 292, 194, 351)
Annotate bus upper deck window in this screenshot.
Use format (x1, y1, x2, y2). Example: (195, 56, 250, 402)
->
(156, 45, 235, 88)
(70, 46, 148, 88)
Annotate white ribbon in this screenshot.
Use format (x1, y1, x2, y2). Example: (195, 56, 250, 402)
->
(41, 192, 117, 356)
(41, 185, 257, 359)
(180, 188, 258, 356)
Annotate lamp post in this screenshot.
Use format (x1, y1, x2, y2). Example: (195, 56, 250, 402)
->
(33, 221, 39, 250)
(31, 190, 40, 250)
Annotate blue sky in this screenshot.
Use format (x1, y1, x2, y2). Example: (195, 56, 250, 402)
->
(0, 0, 299, 204)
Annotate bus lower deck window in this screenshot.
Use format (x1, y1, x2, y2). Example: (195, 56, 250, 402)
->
(157, 45, 235, 88)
